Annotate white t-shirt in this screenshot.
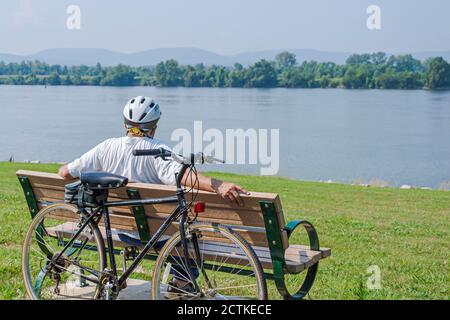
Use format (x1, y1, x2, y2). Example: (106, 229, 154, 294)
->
(67, 136, 183, 185)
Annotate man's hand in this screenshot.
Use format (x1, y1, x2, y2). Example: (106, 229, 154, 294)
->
(181, 170, 250, 206)
(58, 164, 75, 180)
(212, 180, 250, 206)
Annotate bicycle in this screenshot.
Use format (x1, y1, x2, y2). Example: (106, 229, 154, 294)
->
(22, 148, 267, 300)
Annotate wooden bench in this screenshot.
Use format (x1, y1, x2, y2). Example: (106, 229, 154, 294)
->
(17, 169, 330, 299)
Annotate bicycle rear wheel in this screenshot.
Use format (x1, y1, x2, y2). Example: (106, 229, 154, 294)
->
(152, 223, 267, 300)
(22, 203, 106, 300)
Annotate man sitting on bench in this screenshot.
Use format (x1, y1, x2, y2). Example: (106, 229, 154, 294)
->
(57, 95, 249, 298)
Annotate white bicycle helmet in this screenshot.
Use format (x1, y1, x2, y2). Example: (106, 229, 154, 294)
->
(123, 96, 161, 132)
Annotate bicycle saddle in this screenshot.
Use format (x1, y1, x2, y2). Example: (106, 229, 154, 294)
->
(80, 171, 128, 189)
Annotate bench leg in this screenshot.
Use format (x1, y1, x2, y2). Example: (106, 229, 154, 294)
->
(273, 261, 318, 300)
(18, 176, 39, 218)
(260, 201, 320, 300)
(126, 188, 151, 244)
(282, 219, 321, 299)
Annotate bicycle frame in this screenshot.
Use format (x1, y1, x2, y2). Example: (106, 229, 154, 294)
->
(51, 163, 201, 295)
(106, 196, 183, 288)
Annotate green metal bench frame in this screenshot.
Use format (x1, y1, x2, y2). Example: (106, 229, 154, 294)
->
(260, 201, 319, 299)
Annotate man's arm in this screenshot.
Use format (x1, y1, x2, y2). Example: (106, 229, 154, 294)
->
(153, 149, 249, 205)
(58, 141, 105, 180)
(181, 168, 250, 206)
(58, 164, 75, 180)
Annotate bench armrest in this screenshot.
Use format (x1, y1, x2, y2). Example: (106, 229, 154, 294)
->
(283, 220, 320, 251)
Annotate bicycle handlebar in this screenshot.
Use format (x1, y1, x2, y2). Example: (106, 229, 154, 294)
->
(133, 148, 224, 165)
(133, 148, 169, 157)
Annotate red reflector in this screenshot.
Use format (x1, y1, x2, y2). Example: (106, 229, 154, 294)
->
(194, 201, 205, 213)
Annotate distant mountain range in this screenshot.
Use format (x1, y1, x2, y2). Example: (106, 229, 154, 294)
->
(1, 47, 449, 67)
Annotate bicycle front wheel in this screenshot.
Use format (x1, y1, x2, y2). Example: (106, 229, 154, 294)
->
(22, 203, 106, 300)
(152, 223, 267, 300)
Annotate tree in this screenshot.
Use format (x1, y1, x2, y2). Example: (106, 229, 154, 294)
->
(228, 63, 246, 87)
(374, 71, 401, 89)
(346, 53, 372, 65)
(371, 52, 387, 65)
(93, 63, 103, 76)
(61, 75, 73, 85)
(13, 75, 25, 85)
(278, 67, 307, 88)
(275, 52, 297, 70)
(0, 61, 6, 75)
(72, 74, 83, 85)
(247, 60, 278, 88)
(101, 64, 135, 86)
(425, 57, 450, 89)
(183, 65, 201, 87)
(342, 66, 371, 89)
(61, 65, 69, 75)
(399, 72, 423, 89)
(298, 61, 320, 88)
(204, 65, 228, 87)
(25, 73, 38, 85)
(193, 64, 208, 87)
(47, 72, 61, 85)
(88, 76, 102, 86)
(153, 60, 182, 87)
(387, 54, 423, 73)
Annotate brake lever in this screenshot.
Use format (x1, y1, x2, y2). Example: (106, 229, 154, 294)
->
(155, 152, 172, 161)
(204, 155, 225, 164)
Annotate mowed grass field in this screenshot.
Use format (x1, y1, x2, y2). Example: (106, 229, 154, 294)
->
(0, 162, 449, 300)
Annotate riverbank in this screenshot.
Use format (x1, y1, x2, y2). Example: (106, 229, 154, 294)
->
(0, 162, 448, 299)
(3, 160, 447, 191)
(0, 157, 450, 191)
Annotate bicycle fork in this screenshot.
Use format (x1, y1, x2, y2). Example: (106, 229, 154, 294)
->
(191, 231, 214, 289)
(179, 212, 201, 294)
(179, 214, 215, 296)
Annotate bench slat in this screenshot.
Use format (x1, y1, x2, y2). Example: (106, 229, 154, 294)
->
(41, 203, 270, 247)
(46, 222, 324, 273)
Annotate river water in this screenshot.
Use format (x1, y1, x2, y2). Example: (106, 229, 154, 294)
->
(1, 85, 449, 188)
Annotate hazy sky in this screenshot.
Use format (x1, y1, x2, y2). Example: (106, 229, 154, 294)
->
(1, 0, 449, 55)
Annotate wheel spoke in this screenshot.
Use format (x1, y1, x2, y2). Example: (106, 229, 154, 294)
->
(215, 283, 257, 291)
(23, 205, 105, 300)
(152, 224, 266, 300)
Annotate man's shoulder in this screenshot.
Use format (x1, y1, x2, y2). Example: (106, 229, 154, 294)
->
(99, 137, 123, 146)
(92, 137, 127, 151)
(141, 137, 171, 148)
(101, 136, 172, 150)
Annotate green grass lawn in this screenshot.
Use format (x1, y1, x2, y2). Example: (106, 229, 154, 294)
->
(0, 162, 449, 300)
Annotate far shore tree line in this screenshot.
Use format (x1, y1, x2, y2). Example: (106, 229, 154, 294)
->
(0, 52, 450, 89)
